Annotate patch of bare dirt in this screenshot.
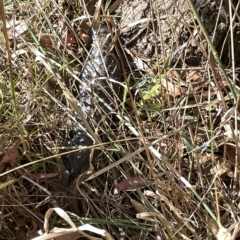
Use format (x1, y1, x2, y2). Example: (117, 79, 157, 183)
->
(117, 0, 240, 67)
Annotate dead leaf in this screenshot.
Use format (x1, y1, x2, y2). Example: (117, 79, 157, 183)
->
(66, 32, 90, 48)
(40, 31, 90, 52)
(2, 146, 19, 164)
(186, 70, 202, 82)
(40, 34, 56, 51)
(211, 163, 232, 176)
(131, 199, 148, 213)
(118, 177, 146, 191)
(160, 76, 186, 97)
(32, 208, 114, 240)
(77, 31, 90, 47)
(66, 33, 78, 45)
(6, 20, 28, 39)
(225, 144, 236, 166)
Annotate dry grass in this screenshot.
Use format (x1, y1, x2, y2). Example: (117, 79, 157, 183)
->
(0, 0, 240, 239)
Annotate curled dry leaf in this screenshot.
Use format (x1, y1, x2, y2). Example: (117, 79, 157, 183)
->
(131, 199, 148, 213)
(40, 30, 91, 52)
(211, 162, 232, 177)
(186, 70, 202, 82)
(209, 153, 233, 178)
(32, 207, 114, 240)
(160, 75, 186, 97)
(77, 31, 91, 47)
(39, 34, 56, 51)
(118, 176, 146, 191)
(65, 31, 91, 47)
(65, 33, 77, 45)
(2, 146, 19, 164)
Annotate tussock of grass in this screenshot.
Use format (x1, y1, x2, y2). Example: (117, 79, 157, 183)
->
(0, 0, 240, 239)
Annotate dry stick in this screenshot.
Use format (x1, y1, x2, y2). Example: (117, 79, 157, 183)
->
(91, 0, 102, 29)
(0, 0, 11, 62)
(108, 0, 123, 15)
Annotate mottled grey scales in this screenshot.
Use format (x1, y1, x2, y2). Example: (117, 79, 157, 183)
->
(62, 26, 121, 179)
(62, 130, 93, 179)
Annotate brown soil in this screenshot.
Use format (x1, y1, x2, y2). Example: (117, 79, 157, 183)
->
(117, 0, 240, 67)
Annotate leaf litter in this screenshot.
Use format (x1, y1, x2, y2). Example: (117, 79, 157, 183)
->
(1, 0, 240, 239)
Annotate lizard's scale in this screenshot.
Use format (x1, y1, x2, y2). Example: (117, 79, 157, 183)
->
(62, 26, 121, 180)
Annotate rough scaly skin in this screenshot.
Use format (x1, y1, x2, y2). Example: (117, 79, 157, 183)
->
(62, 26, 121, 179)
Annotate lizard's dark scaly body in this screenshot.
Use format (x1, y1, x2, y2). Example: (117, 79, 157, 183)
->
(62, 27, 121, 179)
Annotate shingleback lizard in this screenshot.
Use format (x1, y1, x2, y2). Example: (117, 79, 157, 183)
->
(62, 25, 121, 180)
